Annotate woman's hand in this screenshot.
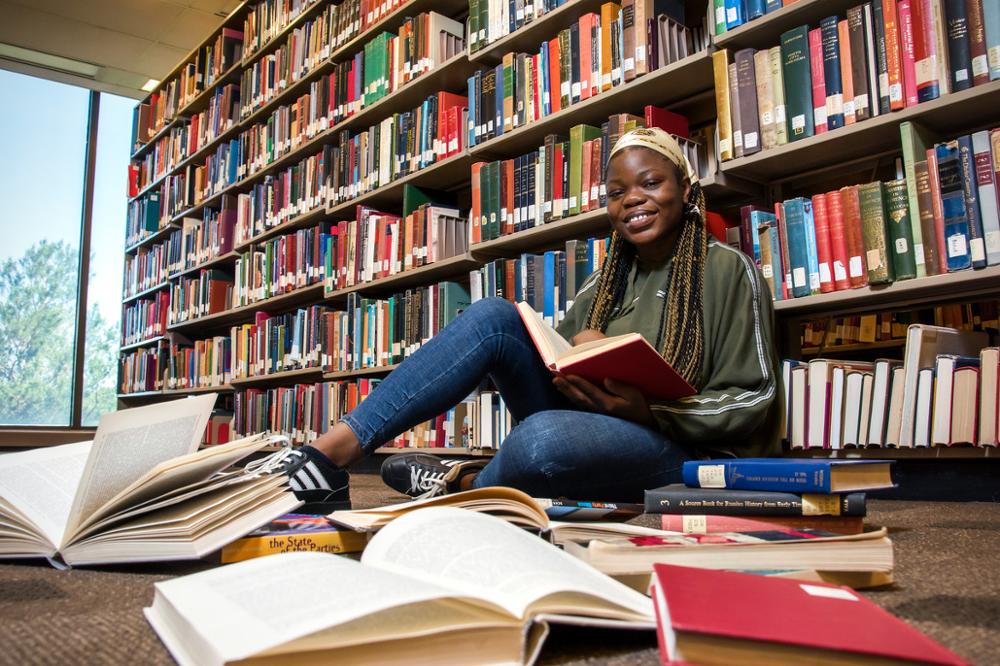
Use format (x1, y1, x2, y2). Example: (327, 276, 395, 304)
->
(570, 329, 607, 345)
(552, 374, 656, 427)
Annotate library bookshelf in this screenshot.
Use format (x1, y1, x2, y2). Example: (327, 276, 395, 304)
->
(117, 0, 1000, 471)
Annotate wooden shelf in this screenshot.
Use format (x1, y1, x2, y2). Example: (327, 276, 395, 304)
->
(800, 339, 906, 356)
(326, 150, 473, 218)
(469, 50, 714, 159)
(713, 0, 862, 50)
(177, 60, 244, 118)
(124, 221, 177, 254)
(170, 250, 241, 279)
(700, 170, 762, 205)
(170, 180, 241, 223)
(128, 171, 170, 204)
(167, 282, 325, 333)
(373, 446, 495, 456)
(130, 117, 182, 161)
(469, 0, 608, 64)
(230, 366, 325, 387)
(720, 80, 1000, 182)
(774, 264, 1000, 317)
(326, 253, 482, 300)
(116, 390, 164, 400)
(121, 280, 170, 305)
(324, 365, 398, 380)
(119, 334, 169, 353)
(162, 384, 234, 395)
(787, 446, 998, 460)
(471, 208, 610, 257)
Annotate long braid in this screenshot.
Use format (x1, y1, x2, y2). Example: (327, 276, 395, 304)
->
(585, 178, 708, 389)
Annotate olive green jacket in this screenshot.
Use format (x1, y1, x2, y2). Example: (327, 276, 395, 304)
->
(556, 239, 783, 457)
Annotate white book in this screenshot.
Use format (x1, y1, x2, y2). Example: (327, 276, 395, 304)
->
(829, 366, 846, 449)
(979, 348, 999, 446)
(971, 131, 1000, 265)
(807, 360, 874, 449)
(858, 373, 875, 447)
(0, 395, 296, 566)
(931, 356, 960, 446)
(842, 370, 871, 448)
(913, 367, 935, 448)
(898, 325, 989, 447)
(868, 359, 902, 447)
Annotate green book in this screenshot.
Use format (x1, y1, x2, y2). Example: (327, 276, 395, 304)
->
(858, 182, 895, 285)
(401, 184, 454, 218)
(559, 29, 572, 110)
(714, 0, 727, 37)
(485, 161, 499, 241)
(568, 124, 601, 216)
(440, 281, 472, 329)
(779, 25, 814, 142)
(468, 1, 479, 52)
(899, 121, 938, 277)
(884, 179, 917, 280)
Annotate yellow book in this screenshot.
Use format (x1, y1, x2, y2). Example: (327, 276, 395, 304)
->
(712, 49, 733, 161)
(600, 2, 621, 91)
(221, 514, 368, 563)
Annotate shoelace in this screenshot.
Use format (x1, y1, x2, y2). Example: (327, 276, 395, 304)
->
(409, 466, 448, 499)
(243, 436, 296, 475)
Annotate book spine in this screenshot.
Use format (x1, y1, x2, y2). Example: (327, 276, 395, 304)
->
(935, 140, 974, 271)
(883, 0, 906, 109)
(808, 28, 829, 134)
(841, 185, 871, 287)
(769, 46, 788, 145)
(912, 0, 942, 101)
(646, 486, 867, 516)
(754, 50, 777, 150)
(810, 193, 835, 292)
(783, 198, 812, 298)
(826, 190, 853, 290)
(884, 178, 919, 279)
(820, 16, 845, 130)
(681, 460, 848, 493)
(838, 19, 857, 123)
(873, 0, 892, 114)
(973, 131, 1000, 264)
(736, 48, 761, 156)
(957, 133, 988, 267)
(659, 514, 865, 534)
(848, 6, 873, 120)
(966, 0, 990, 85)
(712, 50, 734, 160)
(220, 530, 368, 563)
(728, 61, 743, 158)
(944, 0, 974, 90)
(780, 26, 814, 142)
(914, 159, 944, 273)
(898, 0, 921, 105)
(858, 181, 896, 284)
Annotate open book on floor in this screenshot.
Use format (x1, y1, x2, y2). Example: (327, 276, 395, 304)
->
(0, 395, 299, 566)
(145, 507, 655, 666)
(516, 301, 696, 401)
(327, 486, 672, 545)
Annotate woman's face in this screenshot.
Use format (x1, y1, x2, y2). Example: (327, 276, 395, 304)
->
(605, 147, 691, 260)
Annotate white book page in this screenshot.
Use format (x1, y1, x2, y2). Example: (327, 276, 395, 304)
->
(63, 394, 216, 541)
(362, 507, 653, 621)
(149, 552, 493, 662)
(516, 301, 570, 364)
(0, 441, 92, 549)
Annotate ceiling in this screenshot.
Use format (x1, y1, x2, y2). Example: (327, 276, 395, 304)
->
(0, 0, 243, 99)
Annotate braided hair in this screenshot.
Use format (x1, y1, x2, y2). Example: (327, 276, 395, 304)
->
(584, 151, 709, 389)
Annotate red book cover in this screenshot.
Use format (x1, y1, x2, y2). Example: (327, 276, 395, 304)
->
(775, 202, 792, 300)
(808, 28, 829, 134)
(470, 162, 485, 243)
(651, 564, 968, 666)
(926, 147, 949, 273)
(659, 514, 864, 535)
(825, 190, 853, 290)
(840, 185, 869, 287)
(532, 53, 542, 121)
(643, 105, 689, 138)
(549, 37, 562, 114)
(811, 193, 835, 292)
(437, 91, 468, 156)
(516, 302, 696, 402)
(579, 14, 594, 100)
(910, 0, 939, 101)
(897, 0, 920, 106)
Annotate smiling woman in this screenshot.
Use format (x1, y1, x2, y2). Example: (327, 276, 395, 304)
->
(256, 126, 784, 510)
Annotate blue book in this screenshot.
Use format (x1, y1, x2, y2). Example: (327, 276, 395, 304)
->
(765, 0, 781, 12)
(819, 16, 844, 129)
(682, 458, 895, 493)
(746, 0, 765, 20)
(802, 197, 821, 294)
(543, 250, 556, 325)
(539, 41, 550, 116)
(725, 0, 746, 29)
(766, 216, 784, 301)
(956, 134, 986, 269)
(747, 210, 774, 264)
(984, 0, 1000, 80)
(782, 199, 811, 298)
(935, 141, 974, 271)
(467, 75, 477, 147)
(494, 64, 504, 138)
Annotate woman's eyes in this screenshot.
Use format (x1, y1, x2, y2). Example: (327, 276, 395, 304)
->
(608, 190, 624, 199)
(643, 179, 661, 188)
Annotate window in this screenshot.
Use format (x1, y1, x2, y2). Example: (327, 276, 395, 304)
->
(0, 69, 137, 430)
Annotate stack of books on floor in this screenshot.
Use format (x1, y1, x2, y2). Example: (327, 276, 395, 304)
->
(786, 323, 997, 449)
(562, 457, 897, 589)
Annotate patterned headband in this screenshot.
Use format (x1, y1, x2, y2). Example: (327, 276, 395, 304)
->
(608, 127, 699, 184)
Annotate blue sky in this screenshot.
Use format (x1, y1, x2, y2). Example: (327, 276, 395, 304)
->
(0, 69, 134, 323)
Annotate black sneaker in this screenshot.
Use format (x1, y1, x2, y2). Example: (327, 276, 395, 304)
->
(249, 445, 352, 512)
(380, 452, 486, 498)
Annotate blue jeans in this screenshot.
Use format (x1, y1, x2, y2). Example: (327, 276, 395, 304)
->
(340, 298, 693, 501)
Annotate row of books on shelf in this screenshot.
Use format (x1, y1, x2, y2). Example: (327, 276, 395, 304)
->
(714, 1, 1000, 161)
(711, 0, 794, 36)
(739, 125, 1000, 303)
(469, 108, 701, 241)
(241, 0, 323, 64)
(785, 323, 998, 449)
(131, 28, 245, 151)
(122, 291, 170, 347)
(466, 5, 707, 147)
(798, 300, 1000, 350)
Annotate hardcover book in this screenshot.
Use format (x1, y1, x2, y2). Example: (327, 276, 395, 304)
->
(658, 513, 865, 535)
(681, 458, 895, 493)
(644, 484, 867, 516)
(220, 513, 368, 563)
(515, 301, 696, 401)
(780, 25, 815, 141)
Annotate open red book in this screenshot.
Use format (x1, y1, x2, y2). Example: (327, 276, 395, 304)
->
(516, 302, 696, 402)
(650, 563, 968, 665)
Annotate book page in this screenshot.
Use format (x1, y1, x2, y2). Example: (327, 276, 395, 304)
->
(362, 507, 653, 621)
(147, 551, 512, 663)
(62, 394, 216, 541)
(516, 301, 571, 365)
(0, 441, 91, 549)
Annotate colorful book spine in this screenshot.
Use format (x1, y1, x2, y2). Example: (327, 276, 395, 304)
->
(712, 50, 734, 161)
(825, 189, 853, 290)
(769, 46, 788, 145)
(935, 140, 974, 271)
(884, 178, 918, 279)
(644, 486, 867, 516)
(882, 0, 906, 109)
(858, 181, 896, 284)
(966, 0, 990, 85)
(972, 130, 1000, 265)
(680, 459, 894, 493)
(943, 0, 974, 90)
(897, 0, 921, 105)
(783, 198, 814, 298)
(820, 16, 845, 130)
(736, 48, 761, 155)
(808, 28, 828, 134)
(780, 26, 815, 142)
(810, 193, 835, 292)
(957, 133, 988, 268)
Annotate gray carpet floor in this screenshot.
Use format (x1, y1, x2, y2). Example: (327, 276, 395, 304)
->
(1, 472, 997, 665)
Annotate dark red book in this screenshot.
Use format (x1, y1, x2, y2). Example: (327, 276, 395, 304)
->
(825, 190, 853, 290)
(840, 185, 870, 288)
(811, 193, 835, 292)
(651, 564, 969, 665)
(643, 105, 689, 138)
